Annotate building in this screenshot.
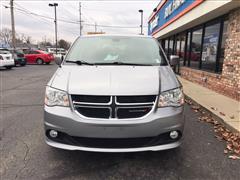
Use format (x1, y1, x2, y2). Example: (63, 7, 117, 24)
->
(148, 0, 240, 101)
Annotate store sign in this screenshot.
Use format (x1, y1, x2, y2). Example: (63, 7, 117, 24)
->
(149, 16, 159, 32)
(164, 0, 186, 19)
(148, 0, 204, 35)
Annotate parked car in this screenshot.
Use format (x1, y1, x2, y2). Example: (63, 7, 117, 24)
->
(10, 50, 26, 66)
(47, 48, 67, 59)
(0, 48, 15, 69)
(24, 50, 54, 65)
(44, 35, 184, 152)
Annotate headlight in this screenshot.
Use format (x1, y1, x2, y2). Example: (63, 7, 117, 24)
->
(45, 86, 69, 107)
(158, 88, 184, 107)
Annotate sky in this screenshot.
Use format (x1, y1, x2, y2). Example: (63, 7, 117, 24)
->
(1, 0, 159, 44)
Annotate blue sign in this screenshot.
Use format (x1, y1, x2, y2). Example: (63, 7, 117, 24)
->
(148, 0, 203, 35)
(204, 33, 219, 44)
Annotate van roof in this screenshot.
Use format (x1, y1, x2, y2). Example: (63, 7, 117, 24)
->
(79, 34, 153, 39)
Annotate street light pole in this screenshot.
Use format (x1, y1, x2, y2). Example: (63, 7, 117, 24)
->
(95, 22, 97, 33)
(49, 3, 58, 55)
(79, 2, 82, 36)
(138, 9, 143, 35)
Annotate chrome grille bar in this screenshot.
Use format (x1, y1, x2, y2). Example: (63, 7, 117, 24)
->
(71, 95, 157, 119)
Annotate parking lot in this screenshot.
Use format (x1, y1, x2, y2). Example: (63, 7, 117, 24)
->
(1, 65, 240, 180)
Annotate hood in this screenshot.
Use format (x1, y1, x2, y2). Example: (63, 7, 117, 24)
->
(50, 65, 180, 95)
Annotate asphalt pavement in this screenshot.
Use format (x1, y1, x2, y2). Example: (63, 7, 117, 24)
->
(0, 64, 239, 180)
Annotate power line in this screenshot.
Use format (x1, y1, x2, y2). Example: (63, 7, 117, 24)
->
(4, 4, 75, 23)
(15, 9, 53, 26)
(82, 7, 118, 13)
(2, 4, 146, 29)
(13, 3, 53, 26)
(10, 5, 78, 38)
(81, 12, 95, 24)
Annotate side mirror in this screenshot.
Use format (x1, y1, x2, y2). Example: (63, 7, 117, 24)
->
(169, 55, 180, 66)
(55, 56, 63, 66)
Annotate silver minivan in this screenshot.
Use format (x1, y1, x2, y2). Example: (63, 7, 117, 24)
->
(44, 35, 185, 152)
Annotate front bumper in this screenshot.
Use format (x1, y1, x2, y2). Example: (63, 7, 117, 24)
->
(44, 105, 185, 152)
(46, 137, 181, 152)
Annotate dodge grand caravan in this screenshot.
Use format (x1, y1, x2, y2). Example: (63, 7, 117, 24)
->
(44, 35, 185, 152)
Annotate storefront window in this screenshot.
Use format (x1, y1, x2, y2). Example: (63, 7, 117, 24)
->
(179, 34, 186, 66)
(201, 23, 221, 72)
(186, 32, 191, 66)
(180, 35, 186, 55)
(165, 39, 169, 54)
(159, 15, 228, 74)
(168, 37, 174, 56)
(161, 39, 165, 50)
(173, 36, 177, 55)
(176, 36, 181, 56)
(190, 28, 203, 69)
(219, 20, 229, 72)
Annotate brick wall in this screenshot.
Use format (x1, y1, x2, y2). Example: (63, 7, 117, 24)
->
(180, 8, 240, 101)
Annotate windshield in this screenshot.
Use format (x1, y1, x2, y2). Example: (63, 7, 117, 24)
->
(65, 36, 167, 66)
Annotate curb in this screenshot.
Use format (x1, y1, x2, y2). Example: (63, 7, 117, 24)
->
(184, 95, 239, 133)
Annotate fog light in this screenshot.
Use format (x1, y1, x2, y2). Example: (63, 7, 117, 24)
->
(170, 131, 179, 139)
(49, 130, 58, 138)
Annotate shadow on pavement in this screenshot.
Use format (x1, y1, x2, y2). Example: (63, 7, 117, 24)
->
(44, 147, 182, 179)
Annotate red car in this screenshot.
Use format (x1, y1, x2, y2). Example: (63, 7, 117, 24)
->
(24, 50, 54, 65)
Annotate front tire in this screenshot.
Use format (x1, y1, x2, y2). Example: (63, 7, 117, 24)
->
(45, 62, 50, 65)
(36, 58, 44, 65)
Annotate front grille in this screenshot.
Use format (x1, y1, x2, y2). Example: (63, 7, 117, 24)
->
(117, 95, 156, 104)
(72, 95, 110, 104)
(75, 106, 110, 119)
(71, 95, 156, 119)
(117, 107, 152, 119)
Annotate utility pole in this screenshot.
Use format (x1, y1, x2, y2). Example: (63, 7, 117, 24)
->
(10, 0, 16, 50)
(138, 9, 143, 35)
(79, 2, 82, 36)
(49, 3, 58, 54)
(95, 22, 97, 33)
(44, 35, 47, 45)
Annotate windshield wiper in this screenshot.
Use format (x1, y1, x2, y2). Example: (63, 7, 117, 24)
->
(65, 60, 94, 66)
(94, 62, 153, 66)
(65, 60, 153, 66)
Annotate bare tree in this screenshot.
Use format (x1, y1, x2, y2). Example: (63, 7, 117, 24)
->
(58, 39, 71, 50)
(39, 36, 52, 47)
(19, 33, 26, 42)
(18, 33, 31, 44)
(0, 28, 12, 45)
(0, 28, 33, 47)
(25, 36, 32, 44)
